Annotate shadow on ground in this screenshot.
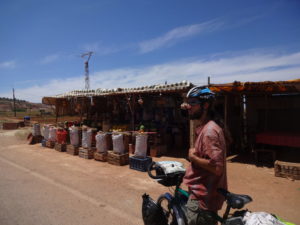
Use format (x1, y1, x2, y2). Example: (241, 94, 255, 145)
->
(227, 148, 300, 168)
(227, 152, 275, 168)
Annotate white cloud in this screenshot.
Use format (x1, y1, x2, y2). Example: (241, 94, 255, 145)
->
(1, 50, 299, 103)
(0, 60, 16, 69)
(91, 50, 300, 87)
(1, 77, 85, 103)
(40, 54, 60, 64)
(138, 20, 224, 53)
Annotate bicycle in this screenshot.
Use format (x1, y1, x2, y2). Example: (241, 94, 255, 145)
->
(142, 161, 252, 225)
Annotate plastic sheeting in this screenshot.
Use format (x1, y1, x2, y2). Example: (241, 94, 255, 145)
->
(42, 125, 50, 140)
(69, 127, 80, 146)
(135, 134, 148, 158)
(49, 127, 57, 142)
(156, 161, 186, 175)
(96, 132, 107, 153)
(32, 123, 41, 136)
(243, 212, 285, 225)
(82, 128, 92, 148)
(112, 134, 125, 154)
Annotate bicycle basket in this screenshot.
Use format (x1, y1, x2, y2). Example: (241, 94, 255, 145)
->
(155, 161, 186, 187)
(142, 193, 168, 225)
(157, 172, 185, 187)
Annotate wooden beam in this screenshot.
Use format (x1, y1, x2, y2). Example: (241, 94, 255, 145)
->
(264, 94, 268, 131)
(189, 119, 200, 148)
(224, 95, 228, 132)
(80, 98, 83, 124)
(55, 102, 59, 123)
(131, 95, 136, 131)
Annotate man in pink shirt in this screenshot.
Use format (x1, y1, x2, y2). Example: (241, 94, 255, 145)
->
(182, 86, 227, 225)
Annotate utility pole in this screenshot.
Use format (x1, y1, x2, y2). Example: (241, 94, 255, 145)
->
(12, 88, 16, 117)
(81, 51, 94, 90)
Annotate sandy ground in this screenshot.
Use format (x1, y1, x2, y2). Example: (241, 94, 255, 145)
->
(0, 128, 299, 225)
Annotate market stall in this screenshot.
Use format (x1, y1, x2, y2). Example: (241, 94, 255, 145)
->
(42, 81, 193, 156)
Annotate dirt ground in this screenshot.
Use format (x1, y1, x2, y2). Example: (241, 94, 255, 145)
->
(0, 127, 299, 225)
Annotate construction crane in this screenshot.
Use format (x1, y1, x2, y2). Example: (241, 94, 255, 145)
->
(81, 51, 94, 90)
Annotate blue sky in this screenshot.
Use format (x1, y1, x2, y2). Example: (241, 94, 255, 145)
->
(0, 0, 300, 103)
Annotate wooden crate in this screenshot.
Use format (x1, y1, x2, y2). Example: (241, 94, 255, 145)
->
(34, 135, 43, 144)
(66, 145, 79, 155)
(28, 134, 43, 145)
(275, 160, 300, 180)
(2, 122, 19, 130)
(79, 147, 96, 159)
(46, 140, 55, 148)
(94, 152, 108, 162)
(54, 143, 66, 152)
(107, 151, 129, 166)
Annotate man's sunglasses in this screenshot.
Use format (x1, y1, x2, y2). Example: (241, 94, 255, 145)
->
(187, 100, 202, 105)
(181, 100, 202, 110)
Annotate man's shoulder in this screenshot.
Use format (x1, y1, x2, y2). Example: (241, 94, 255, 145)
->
(201, 121, 224, 140)
(205, 120, 222, 132)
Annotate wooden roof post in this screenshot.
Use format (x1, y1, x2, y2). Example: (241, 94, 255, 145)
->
(242, 94, 248, 149)
(264, 94, 268, 132)
(190, 120, 195, 148)
(224, 95, 228, 132)
(80, 98, 83, 124)
(55, 101, 59, 124)
(131, 94, 136, 131)
(189, 119, 200, 148)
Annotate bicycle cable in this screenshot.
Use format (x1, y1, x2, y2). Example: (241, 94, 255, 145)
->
(168, 186, 175, 193)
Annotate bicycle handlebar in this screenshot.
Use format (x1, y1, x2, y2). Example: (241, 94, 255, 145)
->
(147, 162, 167, 179)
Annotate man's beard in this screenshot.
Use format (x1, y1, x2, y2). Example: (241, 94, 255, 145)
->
(189, 108, 204, 120)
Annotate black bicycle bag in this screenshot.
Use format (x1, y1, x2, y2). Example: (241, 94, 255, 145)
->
(142, 193, 168, 225)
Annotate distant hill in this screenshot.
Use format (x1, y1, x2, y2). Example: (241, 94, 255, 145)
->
(0, 97, 52, 112)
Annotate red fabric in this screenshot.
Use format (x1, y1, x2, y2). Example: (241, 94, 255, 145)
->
(256, 132, 300, 148)
(67, 122, 74, 127)
(183, 121, 227, 212)
(56, 130, 68, 144)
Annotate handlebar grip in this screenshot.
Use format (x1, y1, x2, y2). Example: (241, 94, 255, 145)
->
(147, 162, 156, 178)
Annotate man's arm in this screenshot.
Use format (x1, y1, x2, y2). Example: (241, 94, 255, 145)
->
(188, 148, 223, 176)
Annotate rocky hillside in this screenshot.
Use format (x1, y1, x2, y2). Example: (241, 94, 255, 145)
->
(0, 97, 51, 112)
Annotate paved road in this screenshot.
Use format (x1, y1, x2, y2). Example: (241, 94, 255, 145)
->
(1, 129, 300, 225)
(0, 131, 167, 225)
